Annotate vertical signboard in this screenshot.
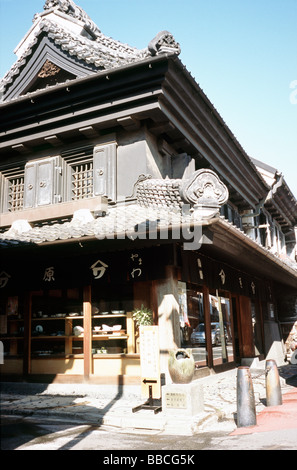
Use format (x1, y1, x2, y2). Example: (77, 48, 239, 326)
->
(139, 325, 161, 399)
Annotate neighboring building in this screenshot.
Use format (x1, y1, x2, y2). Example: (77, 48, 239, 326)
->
(1, 0, 297, 386)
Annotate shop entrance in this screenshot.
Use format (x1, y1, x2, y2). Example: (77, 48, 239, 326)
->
(178, 282, 235, 369)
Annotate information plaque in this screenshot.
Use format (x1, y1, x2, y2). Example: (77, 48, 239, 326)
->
(165, 391, 187, 409)
(139, 325, 161, 399)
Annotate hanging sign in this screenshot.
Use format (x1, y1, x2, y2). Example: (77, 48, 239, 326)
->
(139, 325, 161, 399)
(0, 271, 11, 289)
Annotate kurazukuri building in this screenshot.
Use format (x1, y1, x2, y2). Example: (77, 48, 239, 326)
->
(1, 0, 297, 387)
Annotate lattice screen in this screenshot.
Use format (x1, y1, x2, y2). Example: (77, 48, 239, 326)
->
(71, 160, 94, 200)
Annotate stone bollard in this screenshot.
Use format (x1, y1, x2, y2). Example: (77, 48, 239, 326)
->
(265, 359, 282, 407)
(236, 366, 257, 428)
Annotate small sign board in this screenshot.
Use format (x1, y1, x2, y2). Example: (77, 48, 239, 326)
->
(139, 325, 161, 399)
(165, 391, 187, 409)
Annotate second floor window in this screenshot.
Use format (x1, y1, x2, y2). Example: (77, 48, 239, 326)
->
(8, 173, 25, 212)
(62, 147, 94, 201)
(0, 141, 118, 214)
(0, 168, 25, 213)
(63, 141, 116, 203)
(71, 160, 94, 200)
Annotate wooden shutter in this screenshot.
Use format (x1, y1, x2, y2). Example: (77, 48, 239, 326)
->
(93, 143, 117, 203)
(24, 156, 62, 209)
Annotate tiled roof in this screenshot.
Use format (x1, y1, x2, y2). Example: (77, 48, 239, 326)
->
(0, 203, 191, 248)
(42, 19, 148, 66)
(0, 20, 147, 97)
(0, 169, 228, 247)
(1, 204, 297, 279)
(0, 0, 181, 100)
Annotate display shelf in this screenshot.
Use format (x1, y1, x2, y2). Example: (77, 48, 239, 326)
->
(91, 310, 130, 354)
(2, 288, 136, 365)
(1, 308, 25, 357)
(30, 287, 84, 358)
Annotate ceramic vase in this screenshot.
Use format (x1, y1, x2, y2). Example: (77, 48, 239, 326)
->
(168, 348, 195, 384)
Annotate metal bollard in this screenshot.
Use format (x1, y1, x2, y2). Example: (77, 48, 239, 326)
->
(236, 366, 257, 428)
(265, 359, 282, 407)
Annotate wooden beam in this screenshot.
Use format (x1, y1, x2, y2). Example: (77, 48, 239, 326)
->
(23, 292, 32, 376)
(203, 284, 213, 368)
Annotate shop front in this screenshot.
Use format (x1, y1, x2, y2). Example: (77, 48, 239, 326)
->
(0, 239, 272, 383)
(0, 244, 161, 382)
(178, 250, 270, 373)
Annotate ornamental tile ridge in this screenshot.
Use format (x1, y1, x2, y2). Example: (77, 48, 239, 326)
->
(40, 19, 146, 59)
(1, 3, 180, 101)
(42, 0, 101, 36)
(0, 17, 149, 99)
(40, 2, 181, 57)
(135, 170, 229, 219)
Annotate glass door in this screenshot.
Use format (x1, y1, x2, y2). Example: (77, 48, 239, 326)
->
(178, 282, 207, 367)
(209, 290, 234, 366)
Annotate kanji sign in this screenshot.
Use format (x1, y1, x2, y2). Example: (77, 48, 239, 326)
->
(139, 325, 161, 399)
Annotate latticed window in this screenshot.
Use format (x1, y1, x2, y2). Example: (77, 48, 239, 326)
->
(8, 175, 25, 211)
(1, 168, 25, 213)
(0, 142, 117, 214)
(62, 146, 95, 201)
(71, 159, 94, 200)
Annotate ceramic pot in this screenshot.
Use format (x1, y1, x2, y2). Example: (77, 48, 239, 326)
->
(168, 348, 195, 384)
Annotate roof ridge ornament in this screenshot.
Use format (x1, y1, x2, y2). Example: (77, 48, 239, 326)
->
(135, 169, 228, 220)
(43, 0, 101, 35)
(180, 169, 229, 219)
(148, 30, 181, 56)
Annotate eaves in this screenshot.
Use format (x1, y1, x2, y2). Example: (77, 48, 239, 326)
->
(207, 216, 297, 287)
(0, 53, 173, 110)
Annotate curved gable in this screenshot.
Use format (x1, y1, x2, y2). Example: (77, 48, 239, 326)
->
(3, 34, 97, 101)
(0, 1, 180, 103)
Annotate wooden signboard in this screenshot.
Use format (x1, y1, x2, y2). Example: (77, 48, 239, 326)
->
(139, 325, 161, 399)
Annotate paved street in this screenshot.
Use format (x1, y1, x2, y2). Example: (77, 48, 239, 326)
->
(1, 363, 297, 451)
(1, 413, 297, 451)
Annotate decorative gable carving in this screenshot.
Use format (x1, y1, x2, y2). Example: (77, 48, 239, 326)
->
(38, 59, 61, 78)
(1, 36, 94, 100)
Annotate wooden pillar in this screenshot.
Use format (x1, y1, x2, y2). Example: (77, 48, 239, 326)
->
(256, 299, 265, 355)
(83, 285, 92, 379)
(203, 284, 213, 368)
(23, 292, 32, 376)
(238, 295, 255, 358)
(126, 312, 135, 354)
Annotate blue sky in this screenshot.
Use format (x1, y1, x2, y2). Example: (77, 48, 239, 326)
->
(1, 0, 297, 197)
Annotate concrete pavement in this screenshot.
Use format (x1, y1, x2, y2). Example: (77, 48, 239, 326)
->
(1, 362, 297, 437)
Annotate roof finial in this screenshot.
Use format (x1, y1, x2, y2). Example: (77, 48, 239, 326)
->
(43, 0, 101, 35)
(148, 31, 181, 56)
